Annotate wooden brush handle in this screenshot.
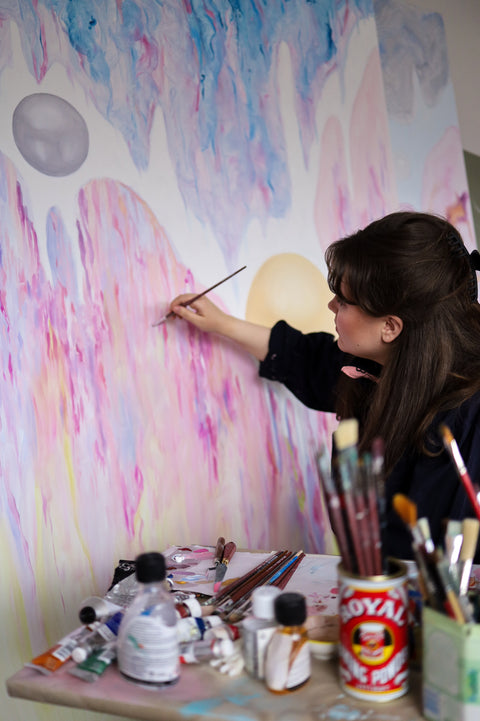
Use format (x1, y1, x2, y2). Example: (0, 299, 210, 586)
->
(221, 541, 237, 565)
(213, 550, 287, 604)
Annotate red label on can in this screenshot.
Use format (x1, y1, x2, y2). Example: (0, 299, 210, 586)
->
(339, 578, 409, 700)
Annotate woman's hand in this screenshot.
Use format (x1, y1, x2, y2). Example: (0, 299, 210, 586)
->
(169, 294, 230, 334)
(168, 293, 271, 362)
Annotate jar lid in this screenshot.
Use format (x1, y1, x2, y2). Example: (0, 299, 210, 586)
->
(135, 552, 166, 583)
(252, 585, 281, 620)
(274, 592, 307, 626)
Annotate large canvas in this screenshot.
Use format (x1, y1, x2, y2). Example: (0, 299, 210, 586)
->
(0, 2, 473, 720)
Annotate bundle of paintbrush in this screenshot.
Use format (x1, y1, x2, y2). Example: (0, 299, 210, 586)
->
(315, 418, 387, 576)
(393, 492, 480, 624)
(212, 549, 305, 622)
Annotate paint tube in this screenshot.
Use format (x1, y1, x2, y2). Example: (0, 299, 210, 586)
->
(68, 643, 117, 682)
(71, 611, 124, 663)
(25, 625, 95, 675)
(78, 596, 123, 624)
(176, 615, 242, 643)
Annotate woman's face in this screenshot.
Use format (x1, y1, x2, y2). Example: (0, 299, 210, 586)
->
(328, 283, 393, 364)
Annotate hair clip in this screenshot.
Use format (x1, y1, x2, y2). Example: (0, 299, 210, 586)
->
(446, 231, 478, 302)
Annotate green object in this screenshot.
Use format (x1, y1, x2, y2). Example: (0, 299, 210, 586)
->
(422, 607, 480, 720)
(69, 645, 116, 683)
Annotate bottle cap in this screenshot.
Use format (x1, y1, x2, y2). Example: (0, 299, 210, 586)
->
(274, 592, 307, 626)
(79, 606, 97, 625)
(135, 552, 166, 583)
(251, 585, 281, 620)
(72, 645, 88, 663)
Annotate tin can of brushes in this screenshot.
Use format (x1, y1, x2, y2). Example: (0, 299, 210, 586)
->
(338, 558, 409, 702)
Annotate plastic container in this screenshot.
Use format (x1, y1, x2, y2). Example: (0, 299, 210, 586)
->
(242, 585, 281, 679)
(116, 552, 180, 686)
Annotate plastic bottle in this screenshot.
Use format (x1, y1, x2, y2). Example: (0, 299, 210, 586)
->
(264, 592, 311, 693)
(179, 637, 234, 664)
(116, 552, 180, 686)
(242, 585, 281, 680)
(72, 611, 124, 663)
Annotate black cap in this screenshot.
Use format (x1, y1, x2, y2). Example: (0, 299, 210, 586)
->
(274, 592, 307, 626)
(79, 606, 96, 624)
(135, 552, 166, 583)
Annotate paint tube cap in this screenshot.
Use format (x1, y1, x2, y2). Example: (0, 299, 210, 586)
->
(252, 586, 282, 620)
(274, 592, 307, 626)
(79, 606, 97, 625)
(72, 645, 89, 663)
(135, 552, 166, 583)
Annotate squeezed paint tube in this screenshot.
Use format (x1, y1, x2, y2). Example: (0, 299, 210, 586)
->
(68, 643, 117, 682)
(71, 610, 124, 663)
(25, 625, 95, 675)
(78, 596, 123, 624)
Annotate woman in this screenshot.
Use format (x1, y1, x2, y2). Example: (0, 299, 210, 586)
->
(168, 211, 480, 560)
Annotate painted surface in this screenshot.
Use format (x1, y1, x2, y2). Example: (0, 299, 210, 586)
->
(0, 2, 473, 721)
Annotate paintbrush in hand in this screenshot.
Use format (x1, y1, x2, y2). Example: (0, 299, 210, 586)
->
(152, 265, 247, 326)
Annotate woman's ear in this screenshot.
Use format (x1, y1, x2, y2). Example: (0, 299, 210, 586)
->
(382, 315, 403, 344)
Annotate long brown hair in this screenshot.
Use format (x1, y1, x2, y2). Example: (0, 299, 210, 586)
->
(326, 211, 480, 474)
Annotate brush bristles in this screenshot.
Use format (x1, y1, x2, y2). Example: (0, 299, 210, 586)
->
(440, 424, 454, 446)
(417, 517, 432, 542)
(334, 418, 359, 452)
(392, 493, 417, 528)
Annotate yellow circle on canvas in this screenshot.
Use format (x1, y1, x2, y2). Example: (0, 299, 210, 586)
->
(245, 253, 335, 334)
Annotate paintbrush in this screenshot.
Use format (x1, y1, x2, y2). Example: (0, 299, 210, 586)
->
(436, 558, 466, 624)
(458, 518, 480, 596)
(445, 520, 463, 587)
(224, 550, 306, 622)
(333, 418, 367, 575)
(417, 517, 435, 554)
(362, 450, 383, 575)
(440, 424, 480, 522)
(152, 265, 247, 326)
(372, 437, 389, 573)
(392, 494, 441, 608)
(357, 453, 375, 576)
(266, 549, 304, 587)
(316, 444, 353, 572)
(213, 550, 290, 609)
(275, 551, 306, 589)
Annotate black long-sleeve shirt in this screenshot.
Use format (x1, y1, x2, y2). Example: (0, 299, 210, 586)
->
(259, 320, 480, 560)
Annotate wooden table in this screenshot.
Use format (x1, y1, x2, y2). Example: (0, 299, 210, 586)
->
(6, 550, 427, 720)
(7, 652, 425, 721)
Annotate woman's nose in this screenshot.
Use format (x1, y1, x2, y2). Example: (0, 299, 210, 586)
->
(328, 297, 337, 313)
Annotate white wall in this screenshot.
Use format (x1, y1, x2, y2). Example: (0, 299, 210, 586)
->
(413, 0, 480, 156)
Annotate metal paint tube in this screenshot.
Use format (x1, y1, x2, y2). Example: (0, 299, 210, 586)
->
(338, 559, 409, 701)
(25, 625, 96, 674)
(68, 644, 117, 682)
